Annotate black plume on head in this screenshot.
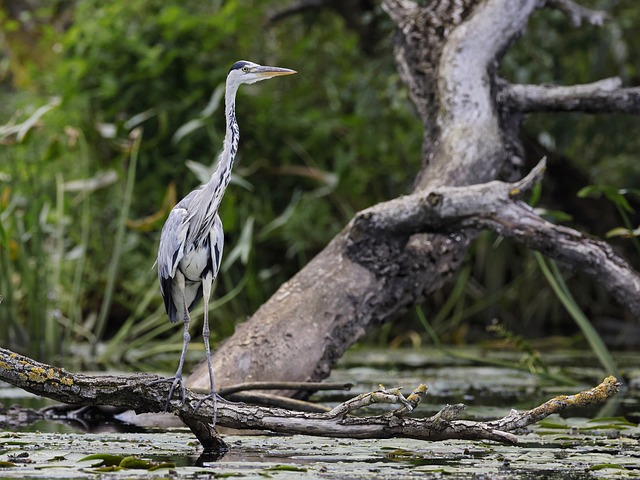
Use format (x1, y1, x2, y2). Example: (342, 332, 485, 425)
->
(230, 60, 251, 72)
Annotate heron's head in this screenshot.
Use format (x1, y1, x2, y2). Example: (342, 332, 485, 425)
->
(227, 60, 296, 88)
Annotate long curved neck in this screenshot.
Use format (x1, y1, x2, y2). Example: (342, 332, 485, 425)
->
(196, 81, 240, 214)
(187, 81, 240, 243)
(219, 81, 241, 184)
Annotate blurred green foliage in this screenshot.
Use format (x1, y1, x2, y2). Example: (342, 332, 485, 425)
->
(0, 0, 638, 371)
(0, 0, 420, 367)
(503, 1, 640, 188)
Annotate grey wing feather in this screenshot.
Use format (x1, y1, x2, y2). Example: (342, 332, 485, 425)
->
(157, 204, 190, 320)
(210, 214, 224, 279)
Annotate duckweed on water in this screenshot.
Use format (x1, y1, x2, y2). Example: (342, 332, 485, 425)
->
(0, 426, 637, 479)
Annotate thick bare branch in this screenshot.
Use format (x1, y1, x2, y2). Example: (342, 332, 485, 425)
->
(502, 78, 640, 113)
(547, 0, 608, 27)
(348, 160, 640, 318)
(191, 0, 640, 398)
(349, 159, 546, 235)
(475, 205, 640, 318)
(0, 348, 620, 450)
(422, 0, 543, 187)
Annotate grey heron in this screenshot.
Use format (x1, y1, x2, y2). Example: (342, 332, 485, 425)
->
(154, 60, 296, 417)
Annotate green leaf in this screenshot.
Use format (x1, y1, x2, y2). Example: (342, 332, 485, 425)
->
(588, 463, 627, 471)
(185, 158, 215, 183)
(78, 453, 124, 466)
(606, 226, 640, 238)
(588, 417, 637, 427)
(534, 253, 618, 377)
(528, 181, 541, 207)
(119, 456, 154, 469)
(577, 184, 635, 213)
(124, 108, 157, 130)
(200, 84, 225, 118)
(535, 208, 573, 223)
(92, 466, 124, 472)
(173, 118, 208, 145)
(223, 216, 254, 270)
(264, 465, 308, 472)
(16, 97, 61, 142)
(258, 190, 301, 240)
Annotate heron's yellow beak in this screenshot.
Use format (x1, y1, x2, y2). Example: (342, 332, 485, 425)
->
(254, 66, 297, 78)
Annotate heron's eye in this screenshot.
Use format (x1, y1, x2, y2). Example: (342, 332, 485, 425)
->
(241, 66, 250, 73)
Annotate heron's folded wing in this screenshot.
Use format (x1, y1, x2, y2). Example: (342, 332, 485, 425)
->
(157, 206, 190, 289)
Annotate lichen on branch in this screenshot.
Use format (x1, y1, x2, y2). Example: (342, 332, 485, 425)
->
(0, 347, 621, 452)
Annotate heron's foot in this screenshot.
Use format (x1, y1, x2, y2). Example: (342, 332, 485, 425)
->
(194, 391, 225, 413)
(195, 391, 225, 427)
(148, 375, 187, 412)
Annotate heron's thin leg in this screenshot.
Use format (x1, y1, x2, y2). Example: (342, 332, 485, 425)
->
(194, 273, 219, 424)
(150, 273, 190, 411)
(169, 273, 191, 404)
(201, 275, 216, 395)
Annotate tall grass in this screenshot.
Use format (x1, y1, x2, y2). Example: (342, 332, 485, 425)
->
(534, 252, 619, 377)
(92, 129, 143, 356)
(0, 102, 156, 367)
(0, 99, 64, 360)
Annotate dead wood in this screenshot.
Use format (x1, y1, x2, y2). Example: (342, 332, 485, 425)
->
(547, 0, 608, 26)
(0, 347, 621, 452)
(501, 78, 640, 114)
(187, 0, 640, 396)
(190, 0, 542, 395)
(348, 159, 640, 317)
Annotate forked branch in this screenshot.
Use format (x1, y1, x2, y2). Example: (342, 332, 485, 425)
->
(0, 347, 620, 452)
(347, 159, 640, 318)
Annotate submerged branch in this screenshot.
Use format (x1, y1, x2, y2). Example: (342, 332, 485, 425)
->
(217, 380, 354, 395)
(0, 348, 620, 451)
(215, 381, 355, 412)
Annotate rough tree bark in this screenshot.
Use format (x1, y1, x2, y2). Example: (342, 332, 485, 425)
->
(189, 0, 640, 394)
(0, 347, 621, 451)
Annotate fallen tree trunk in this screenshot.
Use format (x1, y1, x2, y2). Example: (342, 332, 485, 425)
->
(189, 0, 640, 394)
(0, 347, 621, 452)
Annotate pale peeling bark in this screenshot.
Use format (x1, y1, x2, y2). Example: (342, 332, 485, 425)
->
(188, 0, 639, 394)
(501, 79, 640, 113)
(191, 0, 529, 394)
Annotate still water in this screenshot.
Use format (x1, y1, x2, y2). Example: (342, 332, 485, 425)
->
(1, 347, 639, 478)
